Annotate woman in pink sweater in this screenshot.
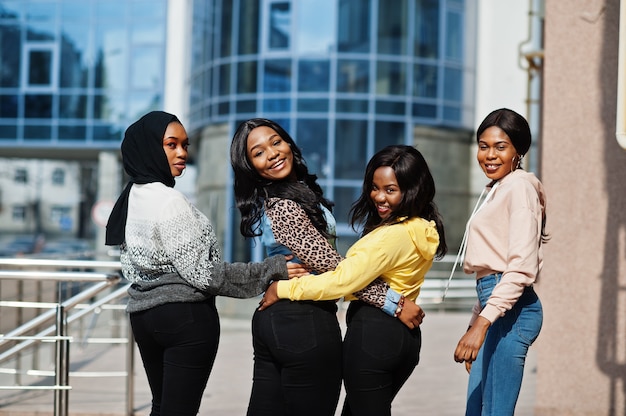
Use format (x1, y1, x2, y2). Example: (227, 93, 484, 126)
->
(453, 108, 548, 416)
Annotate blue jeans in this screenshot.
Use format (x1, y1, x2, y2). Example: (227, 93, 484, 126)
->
(341, 301, 421, 416)
(466, 273, 543, 416)
(247, 300, 342, 416)
(129, 299, 220, 416)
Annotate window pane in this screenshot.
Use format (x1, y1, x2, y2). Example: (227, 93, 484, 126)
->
(414, 0, 439, 58)
(24, 124, 51, 140)
(59, 94, 87, 118)
(264, 59, 291, 92)
(377, 0, 407, 54)
(25, 94, 52, 117)
(336, 99, 368, 113)
(374, 121, 405, 150)
(236, 99, 256, 113)
(296, 119, 328, 179)
(220, 0, 233, 57)
(334, 119, 367, 180)
(337, 59, 369, 93)
(131, 47, 161, 89)
(28, 50, 52, 85)
(298, 60, 330, 92)
(413, 64, 438, 98)
(93, 124, 122, 141)
(60, 24, 90, 88)
(413, 103, 437, 118)
(130, 0, 166, 19)
(376, 61, 406, 95)
(263, 98, 290, 112)
(237, 61, 258, 94)
(0, 24, 21, 87)
(219, 64, 231, 95)
(375, 100, 405, 115)
(443, 105, 461, 122)
(238, 0, 260, 54)
(338, 0, 371, 53)
(333, 186, 361, 225)
(0, 124, 17, 139)
(94, 24, 128, 89)
(445, 10, 462, 61)
(269, 2, 290, 49)
(297, 0, 335, 54)
(0, 95, 18, 117)
(443, 67, 462, 101)
(58, 124, 86, 140)
(93, 93, 124, 121)
(132, 22, 163, 44)
(297, 99, 328, 112)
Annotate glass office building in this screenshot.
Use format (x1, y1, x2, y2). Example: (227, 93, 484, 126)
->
(188, 0, 475, 259)
(0, 0, 168, 159)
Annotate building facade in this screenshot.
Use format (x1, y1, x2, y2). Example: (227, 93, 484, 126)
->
(187, 0, 478, 261)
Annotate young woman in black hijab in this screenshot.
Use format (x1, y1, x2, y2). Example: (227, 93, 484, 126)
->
(106, 111, 288, 415)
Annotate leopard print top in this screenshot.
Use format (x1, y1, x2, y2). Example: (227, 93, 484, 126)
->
(265, 197, 390, 309)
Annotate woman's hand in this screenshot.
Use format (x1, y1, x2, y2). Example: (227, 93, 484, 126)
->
(454, 316, 491, 373)
(397, 298, 426, 329)
(285, 259, 311, 279)
(258, 282, 280, 311)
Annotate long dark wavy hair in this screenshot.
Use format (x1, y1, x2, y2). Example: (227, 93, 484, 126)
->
(230, 118, 334, 239)
(349, 145, 447, 259)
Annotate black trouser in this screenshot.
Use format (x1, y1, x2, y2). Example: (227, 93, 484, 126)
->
(130, 299, 220, 416)
(341, 301, 421, 416)
(247, 299, 342, 416)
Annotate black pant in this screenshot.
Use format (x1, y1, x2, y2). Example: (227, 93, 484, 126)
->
(341, 301, 421, 416)
(247, 300, 342, 416)
(129, 299, 220, 416)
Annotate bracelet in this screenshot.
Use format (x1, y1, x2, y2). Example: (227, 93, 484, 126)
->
(393, 295, 405, 318)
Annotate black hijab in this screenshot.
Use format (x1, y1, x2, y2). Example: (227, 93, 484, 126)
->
(105, 111, 180, 246)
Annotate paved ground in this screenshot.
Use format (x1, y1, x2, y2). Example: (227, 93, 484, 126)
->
(0, 300, 537, 415)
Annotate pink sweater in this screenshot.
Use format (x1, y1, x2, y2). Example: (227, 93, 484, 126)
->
(463, 169, 547, 324)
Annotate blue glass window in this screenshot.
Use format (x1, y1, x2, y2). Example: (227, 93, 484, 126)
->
(28, 49, 53, 86)
(375, 121, 405, 150)
(59, 94, 87, 119)
(237, 61, 258, 94)
(94, 24, 128, 90)
(24, 124, 51, 140)
(93, 124, 122, 141)
(298, 60, 330, 92)
(0, 95, 18, 118)
(263, 98, 291, 112)
(269, 2, 290, 50)
(336, 99, 368, 113)
(0, 124, 17, 139)
(443, 67, 462, 101)
(238, 0, 260, 54)
(377, 0, 408, 55)
(236, 99, 257, 113)
(219, 64, 231, 96)
(334, 119, 367, 180)
(375, 100, 405, 116)
(297, 0, 335, 54)
(413, 103, 437, 118)
(131, 47, 162, 89)
(0, 24, 20, 87)
(25, 94, 52, 118)
(296, 119, 328, 179)
(337, 59, 369, 93)
(220, 0, 234, 57)
(264, 59, 291, 92)
(297, 99, 328, 112)
(60, 25, 90, 88)
(445, 10, 463, 61)
(338, 0, 371, 53)
(413, 63, 438, 98)
(376, 61, 406, 95)
(414, 0, 439, 58)
(333, 186, 362, 224)
(58, 124, 86, 140)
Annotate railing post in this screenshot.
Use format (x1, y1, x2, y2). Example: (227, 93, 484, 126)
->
(126, 320, 135, 416)
(54, 304, 69, 416)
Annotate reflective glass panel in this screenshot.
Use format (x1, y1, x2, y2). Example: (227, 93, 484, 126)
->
(443, 67, 462, 100)
(298, 60, 330, 92)
(58, 124, 86, 140)
(0, 24, 20, 87)
(375, 100, 405, 116)
(264, 59, 291, 92)
(236, 99, 256, 113)
(25, 94, 52, 118)
(334, 119, 367, 180)
(94, 25, 128, 90)
(0, 124, 18, 139)
(28, 50, 52, 86)
(413, 63, 438, 98)
(24, 124, 51, 140)
(0, 95, 18, 117)
(131, 0, 166, 19)
(93, 124, 123, 141)
(220, 0, 233, 57)
(297, 0, 335, 54)
(93, 93, 124, 121)
(337, 59, 369, 93)
(269, 2, 290, 49)
(376, 61, 406, 95)
(445, 10, 462, 61)
(61, 1, 91, 21)
(128, 92, 156, 121)
(238, 0, 260, 54)
(25, 2, 55, 41)
(374, 120, 405, 150)
(263, 98, 290, 112)
(297, 99, 328, 112)
(132, 23, 163, 44)
(332, 186, 362, 225)
(377, 0, 407, 55)
(414, 0, 439, 58)
(413, 103, 437, 118)
(338, 0, 371, 53)
(336, 99, 368, 113)
(131, 47, 162, 89)
(219, 64, 231, 95)
(59, 94, 87, 118)
(296, 119, 328, 179)
(60, 25, 90, 88)
(237, 61, 258, 94)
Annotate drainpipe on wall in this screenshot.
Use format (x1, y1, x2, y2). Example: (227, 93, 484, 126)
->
(617, 0, 626, 149)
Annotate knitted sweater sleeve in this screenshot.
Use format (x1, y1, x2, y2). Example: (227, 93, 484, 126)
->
(160, 196, 287, 298)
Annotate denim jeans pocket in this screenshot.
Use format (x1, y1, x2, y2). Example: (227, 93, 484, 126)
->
(271, 309, 317, 353)
(512, 296, 543, 345)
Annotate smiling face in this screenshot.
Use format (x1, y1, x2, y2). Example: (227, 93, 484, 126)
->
(162, 121, 188, 177)
(246, 126, 296, 181)
(476, 126, 519, 181)
(370, 166, 403, 220)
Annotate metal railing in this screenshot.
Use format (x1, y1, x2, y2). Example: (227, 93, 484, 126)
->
(0, 258, 132, 416)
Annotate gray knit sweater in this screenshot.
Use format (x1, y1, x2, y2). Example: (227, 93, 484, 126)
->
(120, 182, 287, 313)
